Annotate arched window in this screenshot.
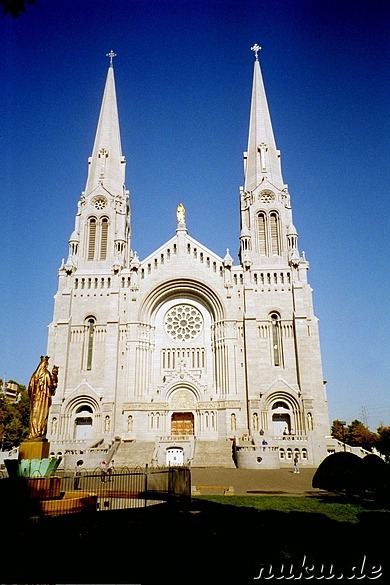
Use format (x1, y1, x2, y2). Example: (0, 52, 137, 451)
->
(252, 412, 259, 431)
(87, 218, 97, 260)
(257, 212, 267, 254)
(270, 212, 280, 255)
(270, 312, 283, 367)
(85, 317, 96, 370)
(100, 217, 109, 260)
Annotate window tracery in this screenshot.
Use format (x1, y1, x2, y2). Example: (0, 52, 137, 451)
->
(164, 304, 203, 341)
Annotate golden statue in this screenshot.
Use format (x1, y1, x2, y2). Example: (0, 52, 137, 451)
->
(176, 202, 185, 224)
(27, 356, 58, 441)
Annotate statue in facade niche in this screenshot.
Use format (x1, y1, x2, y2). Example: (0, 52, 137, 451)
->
(27, 355, 58, 441)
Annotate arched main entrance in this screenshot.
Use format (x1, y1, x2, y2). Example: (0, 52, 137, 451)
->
(74, 416, 93, 439)
(171, 412, 194, 436)
(74, 405, 93, 439)
(271, 401, 291, 435)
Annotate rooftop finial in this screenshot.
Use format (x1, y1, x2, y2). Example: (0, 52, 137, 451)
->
(106, 49, 117, 67)
(251, 43, 261, 61)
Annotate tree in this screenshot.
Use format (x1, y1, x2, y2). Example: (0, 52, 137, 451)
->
(331, 419, 378, 452)
(1, 0, 35, 18)
(376, 426, 390, 462)
(348, 419, 378, 451)
(0, 383, 29, 451)
(312, 451, 362, 496)
(331, 419, 349, 444)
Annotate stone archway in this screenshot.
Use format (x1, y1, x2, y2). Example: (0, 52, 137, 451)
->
(169, 388, 197, 436)
(74, 405, 94, 439)
(74, 416, 93, 439)
(271, 400, 291, 435)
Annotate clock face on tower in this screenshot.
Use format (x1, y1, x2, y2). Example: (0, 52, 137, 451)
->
(92, 195, 107, 210)
(164, 304, 203, 341)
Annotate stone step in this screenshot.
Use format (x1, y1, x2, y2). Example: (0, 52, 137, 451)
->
(112, 439, 236, 469)
(192, 439, 236, 468)
(112, 442, 155, 468)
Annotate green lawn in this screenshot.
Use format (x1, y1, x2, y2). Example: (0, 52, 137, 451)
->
(196, 494, 390, 523)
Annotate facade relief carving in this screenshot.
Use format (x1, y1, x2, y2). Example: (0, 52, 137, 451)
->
(171, 389, 196, 410)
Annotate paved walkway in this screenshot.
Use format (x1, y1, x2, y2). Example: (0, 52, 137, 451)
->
(191, 465, 327, 497)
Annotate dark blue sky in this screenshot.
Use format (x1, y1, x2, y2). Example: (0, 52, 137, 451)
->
(2, 0, 389, 430)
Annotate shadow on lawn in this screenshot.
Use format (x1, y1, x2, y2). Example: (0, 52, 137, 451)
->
(2, 496, 388, 584)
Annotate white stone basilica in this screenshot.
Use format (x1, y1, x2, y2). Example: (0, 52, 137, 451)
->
(46, 47, 332, 469)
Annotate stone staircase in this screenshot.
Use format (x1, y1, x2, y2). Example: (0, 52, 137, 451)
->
(111, 438, 236, 469)
(191, 439, 236, 468)
(112, 441, 155, 468)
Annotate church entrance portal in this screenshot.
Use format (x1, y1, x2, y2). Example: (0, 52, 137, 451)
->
(171, 412, 194, 436)
(74, 416, 93, 439)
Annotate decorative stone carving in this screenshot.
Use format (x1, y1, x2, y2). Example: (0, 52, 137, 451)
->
(171, 389, 196, 409)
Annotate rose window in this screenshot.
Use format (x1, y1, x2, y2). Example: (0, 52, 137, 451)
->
(259, 191, 275, 203)
(92, 196, 107, 210)
(164, 304, 203, 341)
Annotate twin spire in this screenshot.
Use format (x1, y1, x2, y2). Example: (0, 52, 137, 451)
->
(86, 45, 282, 201)
(65, 46, 288, 274)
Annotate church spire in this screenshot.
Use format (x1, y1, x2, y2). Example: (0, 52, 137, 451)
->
(244, 45, 284, 193)
(64, 52, 130, 273)
(85, 50, 126, 197)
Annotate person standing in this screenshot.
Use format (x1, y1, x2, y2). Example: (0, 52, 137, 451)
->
(100, 460, 107, 482)
(293, 453, 299, 473)
(74, 460, 82, 490)
(107, 460, 114, 482)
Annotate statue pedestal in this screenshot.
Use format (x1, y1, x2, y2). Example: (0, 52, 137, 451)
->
(26, 476, 61, 500)
(18, 440, 50, 461)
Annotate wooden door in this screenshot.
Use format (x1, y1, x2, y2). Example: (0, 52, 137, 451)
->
(171, 412, 194, 435)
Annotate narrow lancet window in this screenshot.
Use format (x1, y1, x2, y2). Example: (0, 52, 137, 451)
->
(100, 217, 108, 260)
(87, 218, 97, 260)
(270, 212, 280, 255)
(257, 212, 267, 254)
(270, 312, 282, 367)
(86, 317, 96, 370)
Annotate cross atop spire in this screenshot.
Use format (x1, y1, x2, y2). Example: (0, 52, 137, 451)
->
(106, 49, 117, 67)
(251, 43, 261, 60)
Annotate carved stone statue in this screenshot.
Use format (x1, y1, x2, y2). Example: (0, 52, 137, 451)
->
(27, 356, 58, 441)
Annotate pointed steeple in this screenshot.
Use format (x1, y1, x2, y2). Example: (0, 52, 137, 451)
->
(244, 45, 283, 193)
(239, 46, 299, 269)
(85, 51, 126, 197)
(64, 52, 130, 273)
